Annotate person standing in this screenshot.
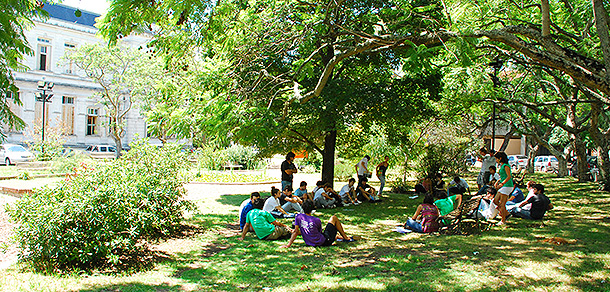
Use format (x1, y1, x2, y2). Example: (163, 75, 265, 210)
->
(493, 151, 513, 225)
(281, 152, 298, 192)
(376, 156, 389, 197)
(355, 155, 371, 187)
(477, 147, 496, 189)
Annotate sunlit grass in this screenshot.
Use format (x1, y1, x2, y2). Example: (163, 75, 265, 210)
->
(1, 172, 610, 291)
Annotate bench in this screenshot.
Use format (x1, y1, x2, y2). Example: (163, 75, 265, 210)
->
(437, 195, 492, 235)
(222, 164, 243, 171)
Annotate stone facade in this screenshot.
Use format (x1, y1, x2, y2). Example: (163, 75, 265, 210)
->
(5, 3, 151, 149)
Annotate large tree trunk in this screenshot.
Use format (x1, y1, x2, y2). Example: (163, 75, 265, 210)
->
(573, 138, 589, 182)
(321, 129, 337, 188)
(527, 139, 538, 174)
(593, 0, 610, 84)
(590, 102, 610, 190)
(541, 0, 551, 37)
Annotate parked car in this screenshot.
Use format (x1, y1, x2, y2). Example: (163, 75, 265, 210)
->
(86, 145, 117, 159)
(534, 155, 559, 172)
(0, 144, 35, 165)
(508, 155, 528, 169)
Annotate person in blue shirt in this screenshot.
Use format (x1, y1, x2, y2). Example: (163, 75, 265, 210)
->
(239, 192, 261, 231)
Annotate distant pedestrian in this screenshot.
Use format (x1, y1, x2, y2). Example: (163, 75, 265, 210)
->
(376, 156, 389, 196)
(478, 147, 496, 189)
(355, 155, 371, 187)
(281, 152, 298, 191)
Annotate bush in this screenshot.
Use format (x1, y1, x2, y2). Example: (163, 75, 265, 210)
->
(8, 140, 193, 271)
(334, 159, 355, 181)
(197, 144, 264, 171)
(413, 142, 470, 179)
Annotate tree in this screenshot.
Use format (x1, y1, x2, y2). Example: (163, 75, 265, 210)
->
(0, 0, 46, 139)
(66, 44, 161, 157)
(99, 0, 610, 188)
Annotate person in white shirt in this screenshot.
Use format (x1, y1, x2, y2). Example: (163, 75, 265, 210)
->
(355, 155, 371, 186)
(339, 178, 359, 206)
(477, 147, 496, 189)
(314, 183, 336, 209)
(263, 187, 291, 218)
(448, 175, 469, 195)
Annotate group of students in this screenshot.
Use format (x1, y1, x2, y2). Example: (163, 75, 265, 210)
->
(404, 148, 554, 233)
(238, 190, 355, 247)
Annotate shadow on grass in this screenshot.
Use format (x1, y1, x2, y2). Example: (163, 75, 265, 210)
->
(77, 174, 610, 292)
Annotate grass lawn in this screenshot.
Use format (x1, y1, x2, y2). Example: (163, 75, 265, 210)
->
(1, 172, 609, 291)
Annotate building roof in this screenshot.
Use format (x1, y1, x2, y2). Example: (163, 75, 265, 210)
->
(42, 3, 100, 28)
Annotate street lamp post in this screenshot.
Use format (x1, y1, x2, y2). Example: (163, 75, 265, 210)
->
(488, 59, 503, 151)
(35, 81, 54, 158)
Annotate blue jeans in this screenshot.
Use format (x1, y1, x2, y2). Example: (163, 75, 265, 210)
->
(510, 207, 532, 220)
(404, 218, 423, 233)
(378, 175, 386, 196)
(281, 181, 292, 192)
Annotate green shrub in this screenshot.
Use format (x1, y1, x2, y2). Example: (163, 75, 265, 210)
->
(8, 140, 194, 271)
(17, 171, 31, 180)
(334, 159, 355, 181)
(197, 144, 264, 171)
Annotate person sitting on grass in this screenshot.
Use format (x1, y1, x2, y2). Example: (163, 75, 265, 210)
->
(312, 180, 324, 195)
(434, 189, 462, 216)
(314, 183, 337, 209)
(282, 200, 353, 248)
(280, 185, 304, 214)
(447, 175, 469, 196)
(356, 177, 380, 202)
(510, 184, 553, 220)
(339, 178, 360, 206)
(403, 194, 439, 233)
(294, 181, 312, 201)
(433, 172, 446, 192)
(263, 187, 293, 218)
(239, 192, 261, 231)
(322, 184, 344, 207)
(505, 186, 526, 211)
(239, 198, 292, 241)
(476, 165, 501, 196)
(475, 187, 499, 220)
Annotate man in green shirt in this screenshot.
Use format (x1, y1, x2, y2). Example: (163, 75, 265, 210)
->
(238, 198, 292, 240)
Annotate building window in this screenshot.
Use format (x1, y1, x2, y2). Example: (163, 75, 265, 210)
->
(64, 43, 76, 74)
(38, 45, 50, 71)
(62, 96, 75, 135)
(86, 108, 98, 136)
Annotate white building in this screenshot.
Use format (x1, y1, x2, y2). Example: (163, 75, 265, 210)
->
(5, 3, 151, 148)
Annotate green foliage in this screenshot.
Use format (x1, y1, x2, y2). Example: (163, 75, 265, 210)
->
(17, 170, 31, 180)
(8, 140, 193, 271)
(413, 142, 471, 179)
(333, 159, 355, 181)
(0, 0, 45, 140)
(192, 172, 275, 183)
(25, 122, 67, 161)
(197, 144, 264, 171)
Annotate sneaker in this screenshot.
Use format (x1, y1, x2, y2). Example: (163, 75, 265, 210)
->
(343, 202, 352, 207)
(353, 201, 360, 205)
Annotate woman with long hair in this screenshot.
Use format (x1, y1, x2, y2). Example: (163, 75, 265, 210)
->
(493, 151, 513, 225)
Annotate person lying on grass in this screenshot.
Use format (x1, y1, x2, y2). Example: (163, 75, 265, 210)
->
(282, 200, 352, 248)
(263, 186, 293, 218)
(239, 192, 261, 231)
(403, 194, 439, 233)
(239, 198, 293, 241)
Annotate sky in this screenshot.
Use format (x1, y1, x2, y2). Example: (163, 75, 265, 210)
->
(60, 0, 110, 15)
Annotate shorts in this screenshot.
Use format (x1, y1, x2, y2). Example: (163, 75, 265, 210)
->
(321, 223, 338, 246)
(264, 226, 291, 240)
(498, 186, 513, 195)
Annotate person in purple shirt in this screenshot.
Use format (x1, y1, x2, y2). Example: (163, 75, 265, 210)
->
(282, 200, 353, 248)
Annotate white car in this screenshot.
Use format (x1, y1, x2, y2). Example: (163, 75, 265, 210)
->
(534, 156, 558, 172)
(86, 145, 117, 159)
(0, 144, 35, 165)
(508, 155, 528, 169)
